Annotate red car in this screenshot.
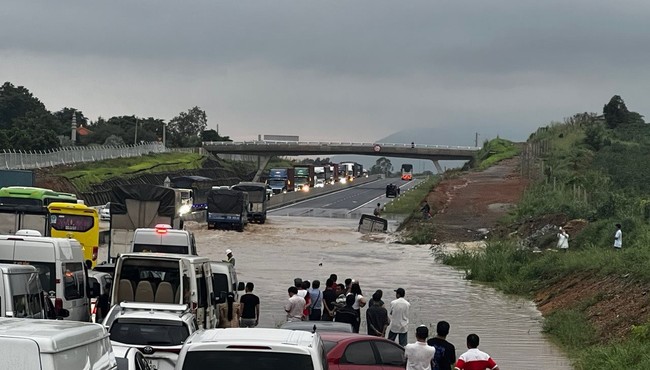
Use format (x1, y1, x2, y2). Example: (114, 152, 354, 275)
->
(320, 332, 406, 370)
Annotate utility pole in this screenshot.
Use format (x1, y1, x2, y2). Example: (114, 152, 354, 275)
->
(134, 118, 138, 145)
(162, 121, 166, 147)
(475, 132, 479, 147)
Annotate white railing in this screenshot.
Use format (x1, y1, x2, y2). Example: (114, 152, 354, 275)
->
(0, 142, 167, 170)
(202, 141, 481, 151)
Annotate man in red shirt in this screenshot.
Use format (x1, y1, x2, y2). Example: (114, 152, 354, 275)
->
(455, 334, 499, 370)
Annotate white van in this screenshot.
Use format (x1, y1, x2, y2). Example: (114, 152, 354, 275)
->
(0, 264, 45, 319)
(0, 234, 93, 322)
(0, 317, 117, 369)
(174, 328, 328, 370)
(210, 261, 244, 304)
(131, 224, 197, 255)
(112, 253, 217, 329)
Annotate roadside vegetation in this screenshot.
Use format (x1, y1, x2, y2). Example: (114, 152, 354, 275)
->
(434, 96, 650, 369)
(61, 152, 206, 191)
(471, 137, 520, 170)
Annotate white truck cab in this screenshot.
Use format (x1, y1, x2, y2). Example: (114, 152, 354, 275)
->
(131, 224, 197, 255)
(0, 317, 117, 369)
(0, 234, 96, 322)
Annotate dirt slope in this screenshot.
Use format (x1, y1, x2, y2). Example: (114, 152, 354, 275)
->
(427, 157, 529, 242)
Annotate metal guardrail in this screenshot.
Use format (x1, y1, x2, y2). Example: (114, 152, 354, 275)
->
(0, 142, 167, 170)
(203, 141, 481, 151)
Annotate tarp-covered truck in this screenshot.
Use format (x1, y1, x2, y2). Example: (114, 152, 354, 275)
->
(231, 182, 267, 224)
(206, 189, 248, 231)
(108, 184, 183, 261)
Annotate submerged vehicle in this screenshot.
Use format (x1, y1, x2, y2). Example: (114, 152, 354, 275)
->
(206, 189, 248, 231)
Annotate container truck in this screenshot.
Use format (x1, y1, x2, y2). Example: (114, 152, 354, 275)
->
(267, 168, 293, 194)
(328, 163, 339, 184)
(108, 184, 183, 261)
(293, 165, 315, 191)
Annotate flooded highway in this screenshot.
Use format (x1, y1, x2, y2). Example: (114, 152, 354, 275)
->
(189, 216, 573, 370)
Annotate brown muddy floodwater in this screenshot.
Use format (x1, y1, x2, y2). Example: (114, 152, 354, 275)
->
(188, 216, 571, 369)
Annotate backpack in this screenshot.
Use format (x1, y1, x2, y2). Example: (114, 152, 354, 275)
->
(430, 343, 446, 370)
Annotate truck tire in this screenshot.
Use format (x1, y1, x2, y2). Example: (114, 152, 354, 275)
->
(260, 217, 266, 225)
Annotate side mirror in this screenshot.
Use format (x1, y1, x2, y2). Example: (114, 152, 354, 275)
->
(85, 260, 93, 270)
(219, 291, 227, 304)
(210, 292, 216, 306)
(237, 282, 245, 291)
(57, 308, 70, 319)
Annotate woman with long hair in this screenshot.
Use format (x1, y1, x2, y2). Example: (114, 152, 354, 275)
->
(218, 292, 240, 328)
(347, 282, 366, 333)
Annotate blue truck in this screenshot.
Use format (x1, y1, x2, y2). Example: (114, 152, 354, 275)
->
(206, 189, 248, 231)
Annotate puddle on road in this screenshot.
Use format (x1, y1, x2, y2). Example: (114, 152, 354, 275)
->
(188, 216, 572, 370)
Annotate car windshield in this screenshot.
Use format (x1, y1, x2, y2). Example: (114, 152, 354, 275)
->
(181, 351, 314, 370)
(110, 321, 189, 346)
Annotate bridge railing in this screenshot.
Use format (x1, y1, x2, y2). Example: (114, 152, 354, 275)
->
(202, 141, 480, 151)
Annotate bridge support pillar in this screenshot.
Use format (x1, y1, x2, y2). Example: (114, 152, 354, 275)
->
(252, 155, 271, 182)
(432, 160, 443, 174)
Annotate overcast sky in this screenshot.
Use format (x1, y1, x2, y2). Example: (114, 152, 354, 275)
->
(2, 0, 649, 145)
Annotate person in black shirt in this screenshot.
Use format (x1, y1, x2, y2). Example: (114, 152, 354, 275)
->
(321, 278, 337, 321)
(366, 291, 389, 337)
(334, 294, 358, 333)
(239, 282, 260, 328)
(426, 320, 456, 370)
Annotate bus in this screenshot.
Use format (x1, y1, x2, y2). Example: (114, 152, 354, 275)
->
(47, 202, 100, 268)
(0, 187, 77, 207)
(401, 164, 414, 181)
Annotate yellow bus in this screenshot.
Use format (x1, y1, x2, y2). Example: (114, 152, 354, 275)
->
(47, 202, 100, 268)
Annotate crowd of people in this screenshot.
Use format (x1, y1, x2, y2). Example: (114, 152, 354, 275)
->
(282, 273, 499, 370)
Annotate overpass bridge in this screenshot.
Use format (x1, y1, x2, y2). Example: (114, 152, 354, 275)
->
(203, 141, 480, 180)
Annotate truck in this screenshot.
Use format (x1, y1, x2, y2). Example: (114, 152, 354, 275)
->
(108, 184, 183, 262)
(314, 166, 330, 188)
(267, 168, 294, 194)
(231, 182, 268, 224)
(206, 188, 248, 231)
(293, 164, 315, 191)
(328, 163, 339, 184)
(340, 162, 355, 182)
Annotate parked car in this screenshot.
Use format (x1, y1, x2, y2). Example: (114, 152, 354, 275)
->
(113, 346, 152, 370)
(280, 321, 353, 333)
(319, 332, 406, 370)
(88, 270, 113, 323)
(100, 203, 111, 221)
(105, 302, 197, 370)
(174, 328, 328, 370)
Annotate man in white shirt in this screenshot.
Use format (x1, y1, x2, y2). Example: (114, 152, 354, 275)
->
(405, 325, 436, 370)
(285, 286, 306, 322)
(388, 287, 410, 346)
(614, 223, 622, 250)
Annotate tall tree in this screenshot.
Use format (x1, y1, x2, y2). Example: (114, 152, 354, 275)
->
(0, 82, 48, 130)
(603, 95, 644, 128)
(52, 107, 88, 136)
(167, 106, 208, 147)
(369, 157, 393, 175)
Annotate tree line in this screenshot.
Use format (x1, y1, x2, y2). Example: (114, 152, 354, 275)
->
(0, 81, 231, 151)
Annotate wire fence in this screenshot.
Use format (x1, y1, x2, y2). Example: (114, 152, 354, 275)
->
(1, 142, 167, 170)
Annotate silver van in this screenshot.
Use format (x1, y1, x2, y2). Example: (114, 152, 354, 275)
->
(0, 264, 45, 319)
(210, 261, 244, 304)
(0, 235, 94, 322)
(0, 317, 118, 369)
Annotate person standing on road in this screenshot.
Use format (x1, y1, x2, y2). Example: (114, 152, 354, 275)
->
(366, 291, 390, 337)
(239, 282, 260, 328)
(405, 326, 436, 370)
(285, 286, 306, 322)
(427, 321, 456, 370)
(374, 203, 382, 216)
(322, 278, 337, 321)
(224, 249, 235, 267)
(557, 227, 569, 251)
(455, 334, 499, 370)
(614, 223, 623, 250)
(388, 287, 410, 346)
(308, 280, 323, 321)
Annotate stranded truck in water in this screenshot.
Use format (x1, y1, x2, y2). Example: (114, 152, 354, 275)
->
(206, 188, 248, 231)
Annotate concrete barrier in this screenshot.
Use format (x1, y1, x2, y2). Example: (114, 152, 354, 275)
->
(267, 175, 381, 210)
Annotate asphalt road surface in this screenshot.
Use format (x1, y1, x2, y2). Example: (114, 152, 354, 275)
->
(269, 176, 422, 218)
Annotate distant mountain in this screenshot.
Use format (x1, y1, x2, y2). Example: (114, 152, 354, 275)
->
(331, 127, 477, 173)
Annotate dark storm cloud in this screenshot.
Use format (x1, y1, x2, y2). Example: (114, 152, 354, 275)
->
(2, 0, 649, 142)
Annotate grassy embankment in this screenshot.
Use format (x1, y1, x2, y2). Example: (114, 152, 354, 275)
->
(438, 123, 650, 369)
(61, 152, 206, 191)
